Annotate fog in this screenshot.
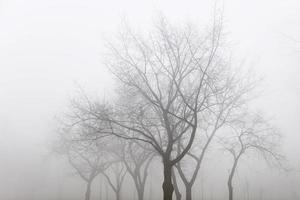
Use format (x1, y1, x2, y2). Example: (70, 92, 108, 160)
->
(0, 0, 299, 200)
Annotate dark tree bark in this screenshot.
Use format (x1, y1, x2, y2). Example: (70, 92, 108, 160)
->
(163, 161, 174, 200)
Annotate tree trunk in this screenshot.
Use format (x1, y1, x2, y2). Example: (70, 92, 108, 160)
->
(185, 184, 192, 200)
(116, 190, 120, 200)
(137, 189, 144, 200)
(228, 180, 233, 200)
(133, 176, 145, 200)
(228, 158, 239, 200)
(171, 168, 181, 200)
(85, 180, 92, 200)
(162, 161, 174, 200)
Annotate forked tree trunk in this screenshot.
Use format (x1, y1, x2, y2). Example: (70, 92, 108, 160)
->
(163, 161, 174, 200)
(132, 175, 145, 200)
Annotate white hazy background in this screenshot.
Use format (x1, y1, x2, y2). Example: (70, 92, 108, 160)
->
(0, 0, 299, 199)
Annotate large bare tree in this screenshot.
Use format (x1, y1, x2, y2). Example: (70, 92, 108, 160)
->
(67, 16, 256, 200)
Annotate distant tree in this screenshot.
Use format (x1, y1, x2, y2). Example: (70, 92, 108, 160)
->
(116, 140, 155, 200)
(220, 113, 285, 200)
(54, 126, 112, 200)
(101, 162, 127, 200)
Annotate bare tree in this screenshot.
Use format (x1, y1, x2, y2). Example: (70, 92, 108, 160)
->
(173, 68, 252, 200)
(101, 162, 127, 200)
(220, 113, 285, 200)
(66, 15, 257, 200)
(116, 140, 155, 200)
(54, 128, 111, 200)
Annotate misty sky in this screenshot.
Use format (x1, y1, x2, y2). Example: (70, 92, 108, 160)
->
(0, 0, 299, 199)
